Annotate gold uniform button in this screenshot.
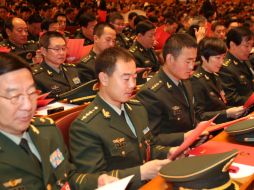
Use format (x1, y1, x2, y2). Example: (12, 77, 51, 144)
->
(122, 151, 126, 156)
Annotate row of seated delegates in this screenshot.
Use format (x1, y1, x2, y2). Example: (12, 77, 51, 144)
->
(219, 26, 254, 107)
(0, 53, 117, 190)
(32, 31, 82, 99)
(69, 47, 179, 190)
(136, 33, 199, 147)
(77, 23, 116, 83)
(0, 17, 39, 64)
(191, 37, 246, 124)
(74, 13, 97, 46)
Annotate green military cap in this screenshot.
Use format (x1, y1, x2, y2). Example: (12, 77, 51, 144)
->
(57, 79, 99, 105)
(159, 149, 239, 190)
(225, 119, 254, 143)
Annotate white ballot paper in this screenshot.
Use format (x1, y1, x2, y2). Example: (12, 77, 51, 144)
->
(95, 175, 134, 190)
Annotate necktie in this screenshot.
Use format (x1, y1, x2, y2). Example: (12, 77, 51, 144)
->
(19, 138, 41, 169)
(121, 111, 137, 136)
(178, 82, 189, 106)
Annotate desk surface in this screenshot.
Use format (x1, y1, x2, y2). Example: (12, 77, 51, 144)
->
(140, 131, 254, 190)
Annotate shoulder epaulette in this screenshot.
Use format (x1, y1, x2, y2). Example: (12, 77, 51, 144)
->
(62, 63, 76, 67)
(32, 66, 44, 75)
(27, 40, 35, 44)
(79, 105, 100, 123)
(223, 59, 231, 67)
(149, 80, 163, 92)
(81, 54, 93, 63)
(129, 45, 138, 53)
(193, 72, 203, 78)
(31, 117, 55, 127)
(128, 98, 141, 105)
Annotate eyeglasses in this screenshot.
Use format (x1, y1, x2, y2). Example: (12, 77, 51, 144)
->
(47, 46, 68, 52)
(0, 91, 38, 104)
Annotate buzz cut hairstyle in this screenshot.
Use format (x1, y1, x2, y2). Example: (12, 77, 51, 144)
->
(95, 47, 135, 77)
(93, 22, 115, 37)
(163, 33, 197, 61)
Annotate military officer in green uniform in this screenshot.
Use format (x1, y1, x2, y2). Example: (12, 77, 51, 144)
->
(0, 17, 38, 64)
(136, 33, 199, 146)
(129, 20, 160, 72)
(77, 23, 116, 83)
(191, 37, 245, 124)
(74, 13, 97, 46)
(122, 12, 138, 45)
(70, 47, 177, 190)
(109, 12, 132, 49)
(219, 26, 254, 107)
(0, 52, 117, 190)
(32, 31, 82, 98)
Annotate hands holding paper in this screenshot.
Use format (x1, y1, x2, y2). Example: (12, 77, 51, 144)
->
(97, 174, 119, 187)
(226, 106, 246, 119)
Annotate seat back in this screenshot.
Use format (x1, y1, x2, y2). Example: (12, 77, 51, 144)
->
(55, 110, 83, 147)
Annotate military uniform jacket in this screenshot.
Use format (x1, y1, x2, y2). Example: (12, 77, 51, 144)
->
(0, 39, 38, 63)
(136, 69, 197, 146)
(70, 95, 170, 190)
(122, 25, 136, 44)
(219, 52, 254, 106)
(74, 32, 94, 46)
(116, 33, 132, 49)
(32, 61, 82, 98)
(191, 66, 229, 124)
(129, 41, 160, 72)
(0, 117, 100, 190)
(77, 50, 96, 83)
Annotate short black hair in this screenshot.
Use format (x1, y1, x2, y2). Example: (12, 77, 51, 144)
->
(54, 12, 67, 20)
(133, 15, 147, 27)
(211, 21, 225, 32)
(79, 13, 96, 27)
(39, 31, 66, 48)
(136, 20, 155, 35)
(41, 19, 58, 31)
(95, 47, 135, 77)
(198, 37, 227, 61)
(20, 6, 32, 13)
(27, 14, 43, 24)
(0, 52, 31, 76)
(128, 12, 138, 21)
(226, 26, 253, 48)
(93, 22, 115, 37)
(163, 33, 197, 60)
(108, 12, 124, 24)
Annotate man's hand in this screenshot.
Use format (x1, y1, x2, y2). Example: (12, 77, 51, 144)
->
(226, 106, 245, 119)
(140, 159, 170, 181)
(97, 174, 119, 187)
